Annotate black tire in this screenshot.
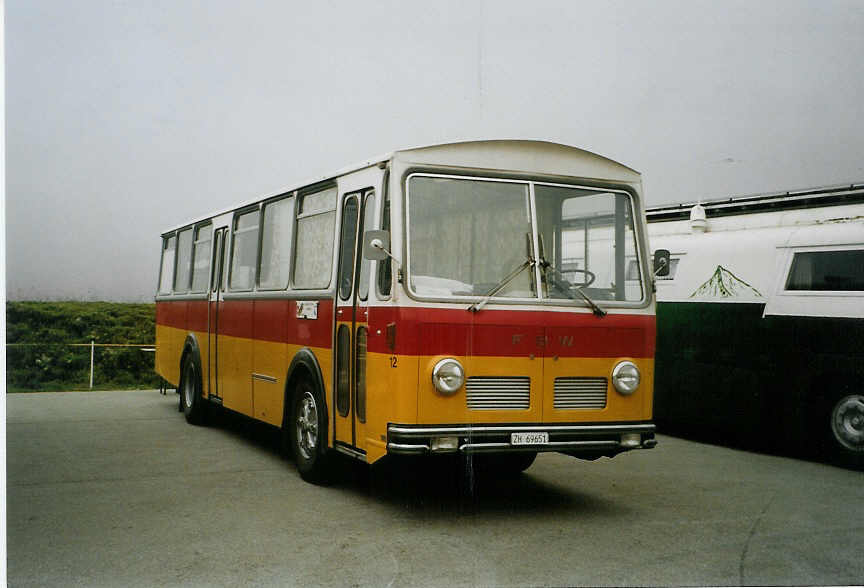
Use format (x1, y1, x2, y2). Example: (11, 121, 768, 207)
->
(290, 377, 332, 484)
(473, 452, 537, 477)
(826, 394, 864, 469)
(179, 354, 207, 425)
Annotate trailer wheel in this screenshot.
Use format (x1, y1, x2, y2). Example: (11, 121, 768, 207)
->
(179, 355, 207, 425)
(290, 377, 332, 484)
(828, 394, 864, 468)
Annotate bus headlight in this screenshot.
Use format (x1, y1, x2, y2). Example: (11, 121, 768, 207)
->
(612, 361, 640, 395)
(432, 358, 464, 395)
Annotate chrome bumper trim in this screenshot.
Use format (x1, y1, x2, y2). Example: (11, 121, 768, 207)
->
(459, 440, 620, 453)
(388, 423, 655, 437)
(386, 422, 656, 456)
(387, 442, 430, 455)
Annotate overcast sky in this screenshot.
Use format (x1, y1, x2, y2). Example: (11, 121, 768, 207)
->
(7, 0, 864, 301)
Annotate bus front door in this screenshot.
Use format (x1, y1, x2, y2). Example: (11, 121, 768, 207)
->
(207, 227, 227, 402)
(333, 189, 374, 456)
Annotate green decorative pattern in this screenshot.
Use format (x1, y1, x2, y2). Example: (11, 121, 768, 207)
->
(691, 265, 762, 298)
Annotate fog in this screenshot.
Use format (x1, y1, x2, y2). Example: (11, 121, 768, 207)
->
(7, 0, 864, 301)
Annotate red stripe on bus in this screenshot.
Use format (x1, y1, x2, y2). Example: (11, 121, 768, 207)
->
(157, 300, 654, 358)
(188, 301, 208, 333)
(156, 300, 187, 330)
(156, 299, 334, 349)
(365, 306, 655, 358)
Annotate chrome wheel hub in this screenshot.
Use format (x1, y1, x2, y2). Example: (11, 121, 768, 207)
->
(831, 395, 864, 452)
(296, 392, 319, 460)
(183, 364, 195, 408)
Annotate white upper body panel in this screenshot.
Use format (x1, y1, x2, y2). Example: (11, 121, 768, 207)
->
(648, 201, 864, 319)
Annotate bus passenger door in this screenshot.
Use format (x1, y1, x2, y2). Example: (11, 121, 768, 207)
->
(333, 190, 374, 455)
(207, 227, 227, 402)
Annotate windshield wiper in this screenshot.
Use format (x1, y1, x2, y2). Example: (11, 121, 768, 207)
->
(468, 257, 535, 313)
(539, 259, 607, 317)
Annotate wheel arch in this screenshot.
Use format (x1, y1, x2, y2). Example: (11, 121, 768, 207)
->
(180, 333, 203, 373)
(283, 348, 328, 429)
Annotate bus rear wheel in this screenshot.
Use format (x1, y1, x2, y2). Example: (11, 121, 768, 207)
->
(180, 356, 207, 425)
(290, 379, 332, 484)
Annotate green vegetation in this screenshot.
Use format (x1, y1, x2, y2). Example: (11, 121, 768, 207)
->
(6, 301, 158, 392)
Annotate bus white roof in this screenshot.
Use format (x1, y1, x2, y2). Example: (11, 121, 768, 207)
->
(161, 139, 640, 234)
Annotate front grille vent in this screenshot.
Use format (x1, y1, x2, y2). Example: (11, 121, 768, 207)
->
(554, 377, 607, 410)
(466, 377, 530, 410)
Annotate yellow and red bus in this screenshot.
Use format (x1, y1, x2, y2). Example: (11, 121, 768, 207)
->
(155, 140, 660, 483)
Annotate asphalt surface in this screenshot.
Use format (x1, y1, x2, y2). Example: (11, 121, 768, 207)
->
(7, 390, 864, 587)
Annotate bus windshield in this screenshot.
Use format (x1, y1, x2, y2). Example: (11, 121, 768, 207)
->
(407, 175, 644, 304)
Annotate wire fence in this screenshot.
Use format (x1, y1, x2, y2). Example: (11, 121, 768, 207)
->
(6, 341, 159, 391)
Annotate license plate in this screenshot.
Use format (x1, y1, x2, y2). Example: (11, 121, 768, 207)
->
(510, 432, 549, 446)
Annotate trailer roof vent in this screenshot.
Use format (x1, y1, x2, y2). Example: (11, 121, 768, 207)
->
(690, 203, 708, 233)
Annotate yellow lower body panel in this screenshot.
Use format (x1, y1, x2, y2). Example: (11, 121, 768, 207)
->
(157, 324, 653, 466)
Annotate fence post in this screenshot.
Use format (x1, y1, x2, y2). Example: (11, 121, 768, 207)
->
(90, 340, 95, 390)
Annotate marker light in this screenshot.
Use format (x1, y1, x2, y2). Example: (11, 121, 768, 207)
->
(431, 437, 459, 452)
(612, 361, 641, 395)
(620, 433, 642, 448)
(431, 358, 465, 395)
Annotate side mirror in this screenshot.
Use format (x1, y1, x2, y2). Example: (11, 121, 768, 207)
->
(362, 230, 391, 261)
(653, 249, 671, 277)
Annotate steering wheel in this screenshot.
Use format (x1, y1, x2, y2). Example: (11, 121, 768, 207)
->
(566, 268, 596, 288)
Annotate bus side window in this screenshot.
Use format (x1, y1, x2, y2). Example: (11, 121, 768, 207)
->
(174, 228, 193, 293)
(294, 187, 337, 289)
(190, 223, 212, 293)
(259, 196, 295, 290)
(158, 234, 176, 294)
(377, 192, 392, 298)
(358, 191, 375, 301)
(229, 208, 261, 291)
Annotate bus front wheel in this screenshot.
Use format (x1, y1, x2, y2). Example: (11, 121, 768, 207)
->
(290, 378, 332, 484)
(179, 355, 207, 425)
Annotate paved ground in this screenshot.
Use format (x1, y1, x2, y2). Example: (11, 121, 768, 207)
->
(7, 390, 864, 587)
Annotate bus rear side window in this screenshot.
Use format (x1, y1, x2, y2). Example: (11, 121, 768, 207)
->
(158, 235, 176, 294)
(786, 250, 864, 291)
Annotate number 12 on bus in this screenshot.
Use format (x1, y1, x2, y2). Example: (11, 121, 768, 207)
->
(155, 140, 662, 483)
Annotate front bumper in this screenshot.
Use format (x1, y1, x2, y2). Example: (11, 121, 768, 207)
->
(387, 422, 657, 456)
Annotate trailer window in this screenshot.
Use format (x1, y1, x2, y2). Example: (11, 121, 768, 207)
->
(785, 249, 864, 291)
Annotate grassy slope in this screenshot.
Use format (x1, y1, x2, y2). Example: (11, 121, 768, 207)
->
(6, 301, 158, 392)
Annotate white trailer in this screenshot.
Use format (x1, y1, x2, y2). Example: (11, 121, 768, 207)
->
(646, 184, 864, 467)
